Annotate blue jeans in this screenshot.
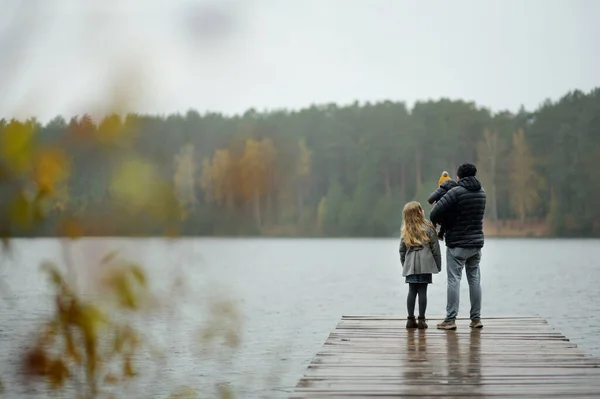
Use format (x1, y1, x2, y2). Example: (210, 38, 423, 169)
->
(445, 247, 482, 322)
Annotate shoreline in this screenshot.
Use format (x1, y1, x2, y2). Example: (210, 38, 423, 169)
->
(482, 219, 549, 238)
(7, 218, 597, 240)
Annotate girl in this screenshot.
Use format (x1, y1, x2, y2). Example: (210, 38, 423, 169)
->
(399, 201, 442, 329)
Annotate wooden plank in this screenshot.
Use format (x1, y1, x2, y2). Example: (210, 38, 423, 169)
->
(339, 318, 548, 322)
(290, 316, 600, 398)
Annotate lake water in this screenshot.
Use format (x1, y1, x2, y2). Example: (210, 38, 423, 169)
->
(1, 238, 600, 398)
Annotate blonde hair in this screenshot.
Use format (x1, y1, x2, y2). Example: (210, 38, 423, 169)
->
(401, 201, 434, 247)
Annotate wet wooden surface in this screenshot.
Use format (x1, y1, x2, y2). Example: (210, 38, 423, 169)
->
(291, 316, 600, 398)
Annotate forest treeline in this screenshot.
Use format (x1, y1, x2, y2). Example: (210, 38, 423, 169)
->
(1, 88, 599, 238)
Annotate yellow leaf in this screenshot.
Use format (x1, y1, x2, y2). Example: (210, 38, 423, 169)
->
(47, 359, 69, 388)
(40, 262, 65, 288)
(0, 119, 35, 172)
(129, 265, 147, 287)
(73, 303, 107, 355)
(123, 356, 136, 378)
(107, 270, 136, 309)
(23, 346, 50, 377)
(110, 155, 157, 215)
(102, 264, 149, 310)
(33, 147, 70, 195)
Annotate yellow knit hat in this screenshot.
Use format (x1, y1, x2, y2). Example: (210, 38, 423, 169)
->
(438, 171, 451, 187)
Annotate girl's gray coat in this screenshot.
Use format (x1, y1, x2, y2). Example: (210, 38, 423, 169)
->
(399, 225, 442, 277)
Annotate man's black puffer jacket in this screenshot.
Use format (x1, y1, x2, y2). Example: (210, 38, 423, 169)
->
(429, 176, 486, 248)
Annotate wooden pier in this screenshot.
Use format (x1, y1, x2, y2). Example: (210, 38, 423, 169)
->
(291, 316, 600, 398)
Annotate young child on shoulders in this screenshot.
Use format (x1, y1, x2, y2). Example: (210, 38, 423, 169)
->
(427, 171, 458, 240)
(399, 201, 442, 329)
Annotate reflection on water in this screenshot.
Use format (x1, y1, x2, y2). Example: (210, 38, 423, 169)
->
(404, 329, 429, 380)
(404, 329, 482, 395)
(467, 331, 482, 382)
(444, 330, 482, 394)
(403, 327, 483, 396)
(0, 237, 599, 398)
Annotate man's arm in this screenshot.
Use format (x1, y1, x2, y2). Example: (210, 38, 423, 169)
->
(430, 188, 458, 225)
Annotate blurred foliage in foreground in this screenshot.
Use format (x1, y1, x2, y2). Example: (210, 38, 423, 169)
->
(2, 87, 600, 239)
(0, 110, 241, 398)
(19, 257, 241, 399)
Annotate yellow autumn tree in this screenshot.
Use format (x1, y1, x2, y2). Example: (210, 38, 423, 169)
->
(238, 138, 277, 228)
(174, 144, 198, 211)
(201, 149, 236, 208)
(509, 129, 545, 226)
(239, 139, 266, 227)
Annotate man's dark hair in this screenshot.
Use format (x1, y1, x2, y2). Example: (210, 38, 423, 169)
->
(457, 163, 477, 179)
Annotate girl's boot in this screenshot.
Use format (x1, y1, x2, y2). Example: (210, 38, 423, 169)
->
(417, 316, 428, 329)
(406, 316, 418, 329)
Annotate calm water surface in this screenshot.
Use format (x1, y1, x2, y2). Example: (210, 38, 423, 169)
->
(1, 238, 600, 398)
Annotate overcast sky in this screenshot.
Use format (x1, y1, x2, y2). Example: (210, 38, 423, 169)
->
(1, 0, 599, 122)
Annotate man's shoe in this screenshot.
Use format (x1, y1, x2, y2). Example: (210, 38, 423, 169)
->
(417, 316, 428, 329)
(436, 320, 457, 330)
(470, 320, 483, 329)
(406, 316, 418, 329)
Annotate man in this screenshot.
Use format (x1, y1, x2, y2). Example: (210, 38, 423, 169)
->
(430, 163, 486, 330)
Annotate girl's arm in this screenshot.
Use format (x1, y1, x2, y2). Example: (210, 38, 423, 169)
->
(428, 228, 442, 271)
(399, 237, 407, 265)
